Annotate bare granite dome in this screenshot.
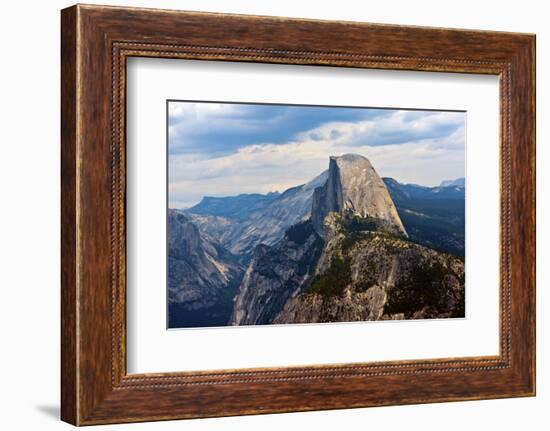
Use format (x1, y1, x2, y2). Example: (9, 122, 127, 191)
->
(311, 154, 407, 237)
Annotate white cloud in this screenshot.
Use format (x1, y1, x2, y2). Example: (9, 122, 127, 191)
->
(169, 111, 465, 208)
(298, 110, 464, 147)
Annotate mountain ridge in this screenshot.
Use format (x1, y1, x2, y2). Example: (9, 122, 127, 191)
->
(186, 170, 328, 260)
(169, 154, 466, 328)
(440, 177, 465, 188)
(167, 210, 245, 328)
(230, 154, 464, 326)
(382, 177, 465, 256)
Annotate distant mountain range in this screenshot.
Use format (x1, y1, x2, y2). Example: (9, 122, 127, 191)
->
(168, 155, 465, 328)
(185, 171, 328, 260)
(440, 177, 465, 188)
(188, 191, 281, 221)
(382, 177, 465, 257)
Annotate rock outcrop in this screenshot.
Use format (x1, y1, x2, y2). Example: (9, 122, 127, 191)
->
(230, 221, 324, 325)
(274, 229, 464, 324)
(170, 153, 465, 328)
(311, 154, 407, 237)
(230, 154, 463, 327)
(167, 210, 244, 327)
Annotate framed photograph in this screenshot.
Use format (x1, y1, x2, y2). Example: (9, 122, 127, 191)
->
(61, 4, 535, 425)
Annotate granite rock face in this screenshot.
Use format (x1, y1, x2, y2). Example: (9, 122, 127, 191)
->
(169, 153, 465, 328)
(312, 154, 407, 237)
(273, 285, 388, 324)
(231, 154, 463, 326)
(230, 220, 324, 325)
(274, 229, 464, 324)
(167, 210, 244, 327)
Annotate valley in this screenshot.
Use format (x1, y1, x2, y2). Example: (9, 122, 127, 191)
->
(168, 154, 465, 328)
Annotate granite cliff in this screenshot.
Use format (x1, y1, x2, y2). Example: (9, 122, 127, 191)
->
(311, 154, 407, 237)
(231, 154, 464, 326)
(230, 221, 324, 325)
(273, 220, 464, 324)
(167, 210, 244, 327)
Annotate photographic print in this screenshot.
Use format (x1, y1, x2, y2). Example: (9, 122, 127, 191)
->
(167, 101, 466, 329)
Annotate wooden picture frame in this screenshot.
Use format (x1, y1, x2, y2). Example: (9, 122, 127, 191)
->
(61, 4, 535, 425)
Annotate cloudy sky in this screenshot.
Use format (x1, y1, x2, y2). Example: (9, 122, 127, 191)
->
(168, 101, 465, 209)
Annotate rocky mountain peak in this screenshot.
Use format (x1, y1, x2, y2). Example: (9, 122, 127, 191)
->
(311, 154, 407, 237)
